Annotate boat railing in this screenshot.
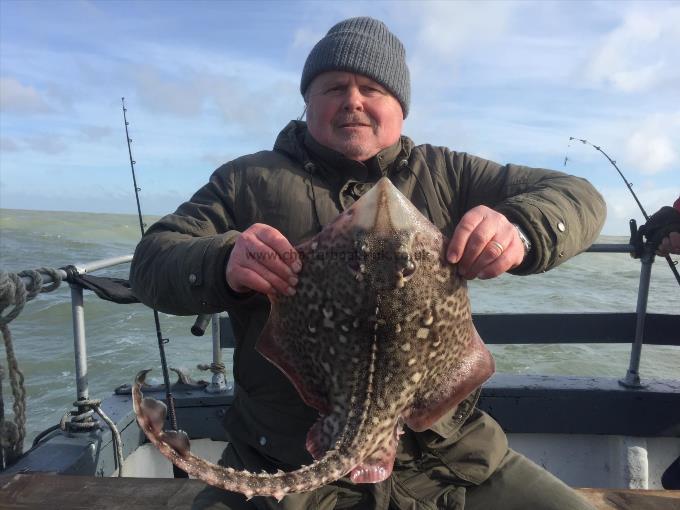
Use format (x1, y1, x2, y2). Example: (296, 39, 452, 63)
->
(12, 256, 131, 406)
(12, 254, 228, 437)
(2, 237, 678, 478)
(569, 242, 664, 388)
(10, 241, 679, 433)
(603, 245, 652, 388)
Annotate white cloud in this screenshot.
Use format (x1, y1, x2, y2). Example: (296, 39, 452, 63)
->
(24, 135, 67, 155)
(609, 61, 666, 93)
(80, 125, 113, 142)
(624, 112, 680, 175)
(584, 5, 680, 93)
(0, 134, 69, 155)
(122, 51, 301, 135)
(210, 76, 300, 132)
(601, 185, 678, 235)
(626, 132, 677, 175)
(414, 1, 515, 57)
(0, 77, 51, 114)
(1, 1, 677, 220)
(292, 28, 324, 51)
(402, 1, 519, 114)
(0, 137, 20, 152)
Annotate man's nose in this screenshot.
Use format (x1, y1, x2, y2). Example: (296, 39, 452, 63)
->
(342, 86, 364, 111)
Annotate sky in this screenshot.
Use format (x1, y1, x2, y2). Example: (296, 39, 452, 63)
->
(1, 0, 679, 235)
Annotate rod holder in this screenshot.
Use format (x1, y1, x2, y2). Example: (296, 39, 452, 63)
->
(619, 248, 654, 389)
(191, 314, 211, 336)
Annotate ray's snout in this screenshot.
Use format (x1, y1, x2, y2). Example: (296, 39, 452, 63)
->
(340, 178, 434, 290)
(347, 177, 426, 233)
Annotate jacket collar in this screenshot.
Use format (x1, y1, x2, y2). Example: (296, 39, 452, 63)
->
(274, 120, 416, 225)
(301, 130, 403, 193)
(303, 129, 403, 178)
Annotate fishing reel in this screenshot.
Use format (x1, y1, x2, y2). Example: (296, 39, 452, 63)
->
(628, 219, 645, 260)
(629, 207, 680, 264)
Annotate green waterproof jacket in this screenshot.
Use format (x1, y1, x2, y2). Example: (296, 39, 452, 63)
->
(129, 120, 606, 484)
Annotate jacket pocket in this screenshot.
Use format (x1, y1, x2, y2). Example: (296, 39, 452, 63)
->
(412, 390, 508, 486)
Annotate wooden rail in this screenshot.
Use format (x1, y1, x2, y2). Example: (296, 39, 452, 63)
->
(579, 487, 680, 510)
(1, 474, 679, 510)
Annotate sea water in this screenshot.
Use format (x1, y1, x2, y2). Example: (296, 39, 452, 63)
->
(1, 208, 678, 444)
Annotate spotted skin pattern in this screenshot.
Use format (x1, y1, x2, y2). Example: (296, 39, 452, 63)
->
(132, 178, 495, 500)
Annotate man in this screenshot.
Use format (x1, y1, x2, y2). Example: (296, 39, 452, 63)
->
(130, 17, 605, 510)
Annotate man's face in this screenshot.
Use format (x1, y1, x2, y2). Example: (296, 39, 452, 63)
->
(305, 72, 404, 162)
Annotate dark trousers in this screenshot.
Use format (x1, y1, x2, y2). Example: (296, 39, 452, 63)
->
(190, 442, 595, 510)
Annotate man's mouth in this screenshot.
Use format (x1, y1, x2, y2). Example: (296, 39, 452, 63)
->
(335, 116, 372, 129)
(338, 122, 371, 128)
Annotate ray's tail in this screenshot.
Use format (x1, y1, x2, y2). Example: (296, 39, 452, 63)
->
(132, 370, 363, 501)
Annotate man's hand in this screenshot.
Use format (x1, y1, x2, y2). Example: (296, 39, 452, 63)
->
(657, 232, 680, 256)
(226, 224, 301, 297)
(446, 206, 524, 280)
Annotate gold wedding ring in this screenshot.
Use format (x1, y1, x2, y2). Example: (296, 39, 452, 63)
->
(490, 240, 504, 254)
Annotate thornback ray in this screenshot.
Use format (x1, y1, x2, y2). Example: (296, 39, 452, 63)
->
(132, 177, 495, 499)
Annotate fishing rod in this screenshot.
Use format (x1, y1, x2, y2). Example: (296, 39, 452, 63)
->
(121, 98, 188, 478)
(567, 137, 680, 286)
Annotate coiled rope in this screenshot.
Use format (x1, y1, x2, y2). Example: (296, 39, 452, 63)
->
(197, 361, 226, 376)
(0, 268, 61, 468)
(61, 398, 124, 476)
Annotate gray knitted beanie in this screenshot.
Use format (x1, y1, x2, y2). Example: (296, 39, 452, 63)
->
(300, 17, 410, 118)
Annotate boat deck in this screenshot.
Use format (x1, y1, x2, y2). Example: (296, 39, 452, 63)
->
(1, 474, 678, 510)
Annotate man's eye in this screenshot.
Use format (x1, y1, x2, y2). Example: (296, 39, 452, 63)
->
(325, 86, 345, 95)
(362, 86, 383, 95)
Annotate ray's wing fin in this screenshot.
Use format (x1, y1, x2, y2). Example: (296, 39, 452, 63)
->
(256, 303, 332, 415)
(405, 325, 494, 432)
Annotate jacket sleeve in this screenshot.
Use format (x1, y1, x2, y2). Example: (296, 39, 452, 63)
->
(129, 163, 253, 315)
(445, 150, 607, 275)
